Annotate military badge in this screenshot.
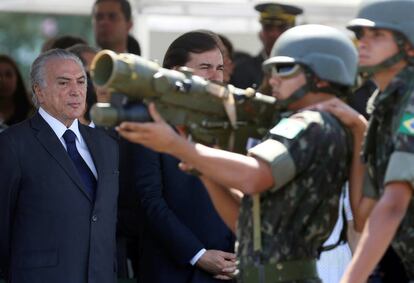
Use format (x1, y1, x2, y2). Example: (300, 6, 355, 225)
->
(270, 118, 306, 139)
(398, 113, 414, 136)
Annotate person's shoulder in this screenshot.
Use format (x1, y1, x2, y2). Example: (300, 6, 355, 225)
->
(290, 110, 325, 128)
(296, 109, 345, 128)
(235, 53, 261, 67)
(281, 110, 344, 139)
(268, 110, 322, 141)
(0, 118, 31, 139)
(396, 66, 414, 94)
(0, 119, 33, 157)
(403, 68, 414, 102)
(83, 125, 119, 147)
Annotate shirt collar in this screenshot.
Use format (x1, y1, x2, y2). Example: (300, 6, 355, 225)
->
(38, 107, 82, 142)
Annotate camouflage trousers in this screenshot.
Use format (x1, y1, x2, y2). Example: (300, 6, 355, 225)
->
(240, 259, 321, 283)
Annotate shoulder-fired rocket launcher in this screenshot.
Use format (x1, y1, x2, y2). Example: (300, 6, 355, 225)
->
(90, 50, 277, 153)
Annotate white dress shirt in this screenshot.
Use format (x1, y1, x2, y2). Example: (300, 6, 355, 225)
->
(39, 108, 98, 178)
(190, 248, 206, 266)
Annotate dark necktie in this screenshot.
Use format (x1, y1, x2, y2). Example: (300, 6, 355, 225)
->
(63, 129, 97, 200)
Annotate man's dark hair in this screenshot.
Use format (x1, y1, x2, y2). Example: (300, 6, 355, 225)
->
(42, 35, 87, 52)
(163, 30, 222, 69)
(66, 44, 99, 66)
(218, 34, 234, 59)
(51, 35, 87, 50)
(127, 34, 141, 55)
(93, 0, 132, 21)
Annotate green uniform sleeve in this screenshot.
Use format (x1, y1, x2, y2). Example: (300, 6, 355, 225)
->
(248, 139, 296, 190)
(384, 151, 414, 190)
(248, 111, 323, 191)
(362, 170, 380, 199)
(387, 109, 414, 190)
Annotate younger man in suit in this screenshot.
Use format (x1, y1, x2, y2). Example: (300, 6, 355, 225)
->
(133, 30, 237, 283)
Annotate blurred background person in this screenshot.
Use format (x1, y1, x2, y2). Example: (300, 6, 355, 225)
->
(218, 34, 235, 84)
(66, 43, 99, 71)
(0, 55, 34, 126)
(92, 0, 140, 54)
(66, 44, 99, 126)
(92, 1, 143, 277)
(41, 35, 88, 52)
(127, 34, 141, 55)
(230, 2, 302, 93)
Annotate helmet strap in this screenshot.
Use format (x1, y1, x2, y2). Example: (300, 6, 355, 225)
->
(275, 70, 314, 109)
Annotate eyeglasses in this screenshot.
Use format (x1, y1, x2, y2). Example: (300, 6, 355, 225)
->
(272, 64, 302, 78)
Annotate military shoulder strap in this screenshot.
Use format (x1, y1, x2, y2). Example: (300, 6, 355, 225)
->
(317, 187, 348, 256)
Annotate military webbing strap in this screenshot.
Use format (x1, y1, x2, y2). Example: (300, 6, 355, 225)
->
(318, 186, 348, 254)
(359, 51, 405, 77)
(243, 259, 319, 283)
(252, 194, 262, 252)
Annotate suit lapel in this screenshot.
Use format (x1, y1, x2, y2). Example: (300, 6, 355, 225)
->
(31, 113, 93, 202)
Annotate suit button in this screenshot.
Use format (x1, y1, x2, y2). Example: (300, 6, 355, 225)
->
(92, 215, 98, 222)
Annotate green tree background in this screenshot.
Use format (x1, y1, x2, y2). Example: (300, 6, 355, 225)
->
(0, 12, 94, 85)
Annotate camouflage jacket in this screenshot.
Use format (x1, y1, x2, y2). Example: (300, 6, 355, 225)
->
(238, 110, 352, 282)
(362, 66, 414, 279)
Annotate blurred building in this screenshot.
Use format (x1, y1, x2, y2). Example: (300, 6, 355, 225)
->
(0, 0, 362, 62)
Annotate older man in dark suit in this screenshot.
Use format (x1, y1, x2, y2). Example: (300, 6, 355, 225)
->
(0, 49, 119, 283)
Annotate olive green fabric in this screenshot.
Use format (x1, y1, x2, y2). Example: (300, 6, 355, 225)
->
(362, 65, 414, 279)
(249, 138, 296, 191)
(362, 170, 379, 199)
(238, 110, 352, 283)
(384, 151, 414, 188)
(242, 259, 320, 283)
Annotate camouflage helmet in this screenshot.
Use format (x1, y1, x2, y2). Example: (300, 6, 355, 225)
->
(263, 24, 358, 87)
(347, 0, 414, 46)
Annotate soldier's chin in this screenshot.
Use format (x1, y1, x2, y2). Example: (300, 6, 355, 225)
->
(358, 59, 375, 67)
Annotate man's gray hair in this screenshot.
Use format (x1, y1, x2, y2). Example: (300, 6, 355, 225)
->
(30, 48, 86, 107)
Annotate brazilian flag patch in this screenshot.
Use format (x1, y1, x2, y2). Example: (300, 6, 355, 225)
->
(398, 113, 414, 136)
(270, 118, 306, 139)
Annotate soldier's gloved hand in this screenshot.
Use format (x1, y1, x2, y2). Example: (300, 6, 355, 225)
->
(196, 249, 237, 277)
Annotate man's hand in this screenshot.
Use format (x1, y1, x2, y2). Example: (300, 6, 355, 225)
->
(196, 249, 237, 279)
(116, 103, 182, 154)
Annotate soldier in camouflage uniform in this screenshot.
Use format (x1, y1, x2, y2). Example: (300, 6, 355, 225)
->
(313, 1, 414, 282)
(116, 24, 358, 283)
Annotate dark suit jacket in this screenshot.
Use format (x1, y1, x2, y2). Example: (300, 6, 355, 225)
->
(132, 144, 235, 283)
(230, 52, 265, 90)
(0, 113, 119, 283)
